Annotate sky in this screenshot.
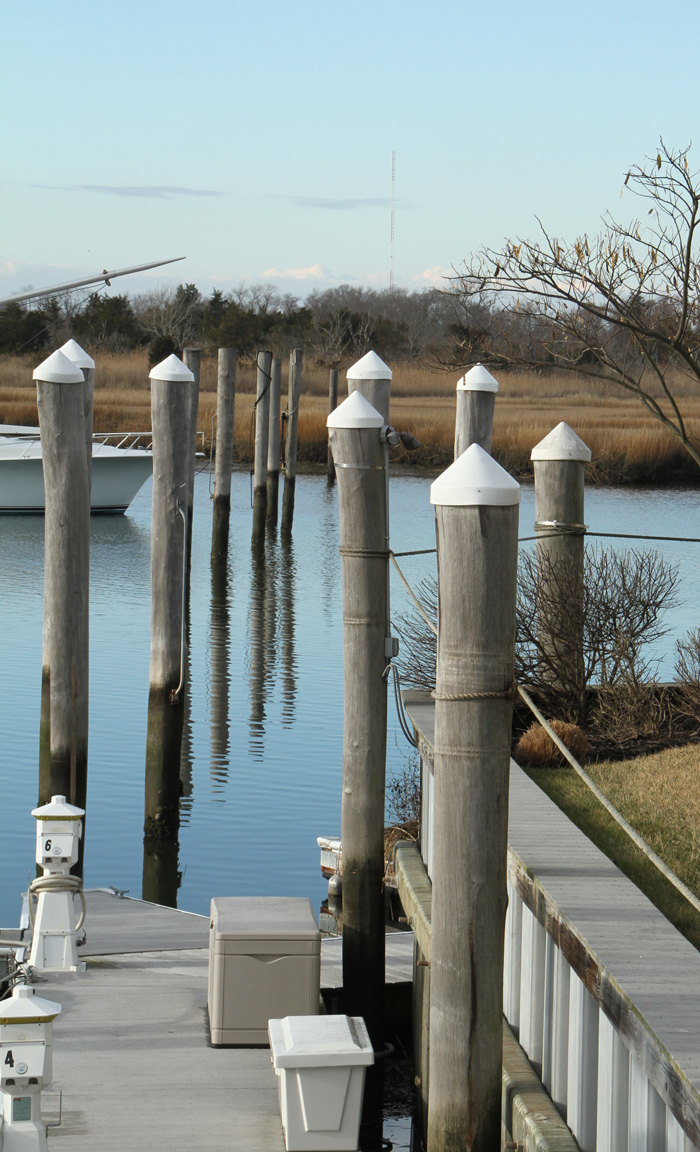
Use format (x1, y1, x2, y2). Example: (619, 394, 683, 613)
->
(2, 0, 700, 305)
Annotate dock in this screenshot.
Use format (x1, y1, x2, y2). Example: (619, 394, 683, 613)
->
(28, 890, 412, 1149)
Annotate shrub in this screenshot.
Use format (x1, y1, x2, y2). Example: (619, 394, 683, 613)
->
(515, 720, 590, 768)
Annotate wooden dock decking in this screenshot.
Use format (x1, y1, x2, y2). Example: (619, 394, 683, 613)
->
(25, 891, 413, 1149)
(403, 690, 700, 1144)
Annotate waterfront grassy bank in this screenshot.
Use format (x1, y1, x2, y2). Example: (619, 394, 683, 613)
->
(2, 352, 699, 484)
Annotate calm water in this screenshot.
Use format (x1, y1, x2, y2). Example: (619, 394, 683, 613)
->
(1, 468, 699, 927)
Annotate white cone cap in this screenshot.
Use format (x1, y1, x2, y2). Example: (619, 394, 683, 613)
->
(59, 338, 95, 370)
(456, 363, 499, 393)
(328, 389, 384, 429)
(431, 443, 520, 507)
(0, 985, 62, 1024)
(33, 349, 84, 384)
(149, 353, 194, 383)
(346, 350, 392, 380)
(531, 421, 591, 463)
(32, 794, 85, 820)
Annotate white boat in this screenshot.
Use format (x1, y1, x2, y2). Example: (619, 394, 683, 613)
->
(0, 426, 153, 514)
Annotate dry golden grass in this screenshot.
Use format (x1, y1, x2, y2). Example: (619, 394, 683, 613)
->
(3, 351, 699, 481)
(584, 745, 700, 896)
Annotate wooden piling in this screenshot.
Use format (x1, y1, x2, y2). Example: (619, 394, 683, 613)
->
(211, 348, 236, 563)
(252, 350, 272, 543)
(182, 347, 201, 572)
(281, 348, 303, 534)
(531, 423, 591, 714)
(60, 339, 95, 490)
(427, 445, 519, 1152)
(454, 362, 498, 458)
(327, 368, 338, 485)
(267, 356, 282, 524)
(144, 354, 195, 841)
(35, 350, 90, 812)
(346, 350, 391, 425)
(327, 389, 389, 1047)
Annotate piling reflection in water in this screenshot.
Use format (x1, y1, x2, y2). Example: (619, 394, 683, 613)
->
(246, 526, 299, 756)
(209, 551, 232, 790)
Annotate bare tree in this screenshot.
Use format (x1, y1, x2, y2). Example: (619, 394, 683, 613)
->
(395, 548, 678, 727)
(450, 141, 700, 468)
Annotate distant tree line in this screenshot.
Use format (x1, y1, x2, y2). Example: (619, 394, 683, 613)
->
(0, 280, 512, 368)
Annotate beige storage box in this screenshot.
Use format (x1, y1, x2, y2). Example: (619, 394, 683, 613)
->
(208, 897, 321, 1045)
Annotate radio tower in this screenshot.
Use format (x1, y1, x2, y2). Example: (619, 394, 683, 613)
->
(390, 150, 396, 293)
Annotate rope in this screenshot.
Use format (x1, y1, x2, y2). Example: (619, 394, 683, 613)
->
(516, 684, 700, 919)
(339, 546, 389, 558)
(432, 682, 517, 702)
(389, 553, 438, 637)
(28, 875, 87, 933)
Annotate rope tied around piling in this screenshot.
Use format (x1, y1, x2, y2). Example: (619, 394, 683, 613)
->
(339, 546, 390, 558)
(432, 682, 518, 702)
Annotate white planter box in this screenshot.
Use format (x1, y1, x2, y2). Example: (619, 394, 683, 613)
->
(268, 1015, 374, 1151)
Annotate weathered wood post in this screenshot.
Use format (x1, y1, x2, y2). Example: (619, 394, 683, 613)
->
(346, 350, 391, 425)
(454, 362, 498, 458)
(35, 350, 90, 813)
(327, 367, 338, 485)
(427, 444, 519, 1152)
(327, 389, 390, 1047)
(144, 353, 195, 842)
(252, 350, 272, 543)
(531, 423, 591, 719)
(182, 347, 201, 573)
(281, 348, 303, 534)
(60, 338, 95, 490)
(267, 356, 282, 524)
(211, 348, 236, 563)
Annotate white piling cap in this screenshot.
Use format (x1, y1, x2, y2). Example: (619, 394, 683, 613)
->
(456, 363, 499, 393)
(0, 985, 62, 1025)
(531, 421, 591, 463)
(148, 353, 195, 382)
(327, 389, 384, 429)
(346, 350, 392, 380)
(31, 794, 85, 821)
(431, 443, 520, 507)
(33, 349, 84, 384)
(59, 338, 95, 370)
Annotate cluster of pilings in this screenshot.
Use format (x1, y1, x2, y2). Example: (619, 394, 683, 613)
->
(330, 356, 592, 1150)
(34, 333, 591, 1147)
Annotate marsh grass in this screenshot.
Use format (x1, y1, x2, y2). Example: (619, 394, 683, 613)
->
(527, 742, 700, 949)
(3, 352, 700, 482)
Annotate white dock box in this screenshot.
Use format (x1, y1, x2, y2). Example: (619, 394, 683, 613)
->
(268, 1014, 374, 1152)
(208, 897, 320, 1045)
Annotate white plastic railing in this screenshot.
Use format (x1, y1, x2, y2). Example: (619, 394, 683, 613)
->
(503, 870, 696, 1151)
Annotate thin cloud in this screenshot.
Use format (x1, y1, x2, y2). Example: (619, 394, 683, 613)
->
(286, 196, 392, 211)
(33, 183, 219, 200)
(262, 263, 328, 281)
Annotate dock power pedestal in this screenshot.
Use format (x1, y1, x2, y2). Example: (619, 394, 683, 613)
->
(28, 795, 85, 973)
(0, 984, 61, 1151)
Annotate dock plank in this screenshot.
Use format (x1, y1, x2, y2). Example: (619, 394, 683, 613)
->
(32, 891, 412, 1147)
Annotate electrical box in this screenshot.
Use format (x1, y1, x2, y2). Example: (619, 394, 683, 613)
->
(208, 897, 320, 1046)
(268, 1014, 374, 1151)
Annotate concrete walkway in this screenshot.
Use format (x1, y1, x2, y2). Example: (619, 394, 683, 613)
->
(29, 890, 412, 1149)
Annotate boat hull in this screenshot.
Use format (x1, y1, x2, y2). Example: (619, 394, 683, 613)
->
(0, 446, 153, 514)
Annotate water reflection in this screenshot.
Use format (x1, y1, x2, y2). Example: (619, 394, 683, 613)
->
(209, 553, 232, 792)
(246, 529, 299, 757)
